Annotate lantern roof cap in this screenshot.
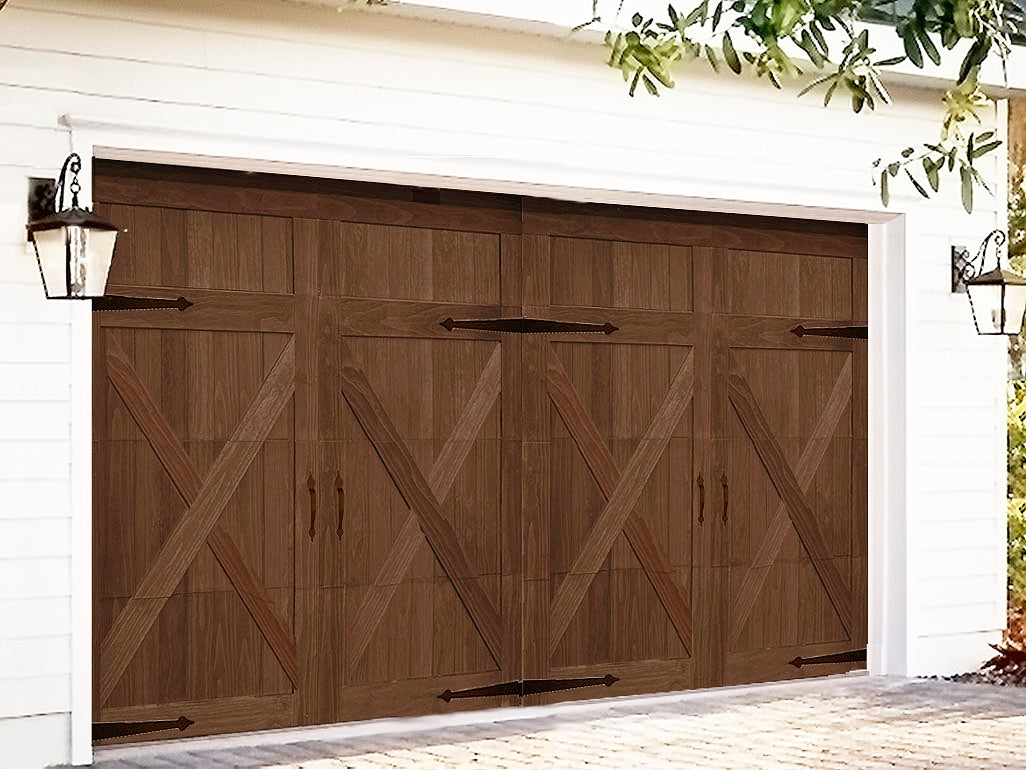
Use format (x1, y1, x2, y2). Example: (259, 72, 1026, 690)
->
(27, 206, 118, 234)
(967, 267, 1026, 286)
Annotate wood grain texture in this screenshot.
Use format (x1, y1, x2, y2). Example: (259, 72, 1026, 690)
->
(546, 353, 693, 655)
(339, 341, 503, 665)
(99, 335, 297, 704)
(345, 345, 502, 674)
(98, 286, 295, 333)
(726, 372, 854, 637)
(547, 350, 695, 653)
(729, 358, 853, 644)
(98, 694, 295, 744)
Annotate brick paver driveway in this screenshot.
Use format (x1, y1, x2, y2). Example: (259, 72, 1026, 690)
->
(92, 675, 1026, 769)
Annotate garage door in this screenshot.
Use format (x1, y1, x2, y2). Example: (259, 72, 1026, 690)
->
(92, 162, 866, 742)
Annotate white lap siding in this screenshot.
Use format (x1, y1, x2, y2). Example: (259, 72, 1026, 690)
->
(0, 0, 1012, 764)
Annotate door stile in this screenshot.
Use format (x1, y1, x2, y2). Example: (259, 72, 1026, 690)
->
(294, 218, 323, 725)
(692, 247, 726, 689)
(500, 232, 525, 707)
(520, 233, 551, 699)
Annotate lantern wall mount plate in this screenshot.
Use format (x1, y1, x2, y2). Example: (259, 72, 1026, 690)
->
(951, 229, 1026, 336)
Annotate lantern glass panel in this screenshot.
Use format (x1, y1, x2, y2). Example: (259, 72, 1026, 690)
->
(968, 282, 1004, 334)
(1004, 283, 1026, 336)
(32, 227, 70, 299)
(76, 226, 117, 298)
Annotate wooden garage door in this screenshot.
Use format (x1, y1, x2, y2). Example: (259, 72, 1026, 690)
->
(92, 187, 301, 738)
(91, 162, 865, 742)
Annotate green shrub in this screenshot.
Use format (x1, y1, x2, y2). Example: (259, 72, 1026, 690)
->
(1010, 382, 1026, 606)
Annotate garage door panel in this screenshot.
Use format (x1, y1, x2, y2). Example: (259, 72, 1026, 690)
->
(98, 203, 294, 294)
(315, 221, 501, 303)
(550, 237, 693, 311)
(718, 250, 853, 319)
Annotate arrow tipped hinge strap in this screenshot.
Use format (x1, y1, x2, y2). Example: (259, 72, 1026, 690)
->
(92, 295, 193, 312)
(441, 317, 618, 335)
(93, 715, 194, 741)
(791, 324, 867, 340)
(439, 674, 619, 702)
(788, 648, 867, 668)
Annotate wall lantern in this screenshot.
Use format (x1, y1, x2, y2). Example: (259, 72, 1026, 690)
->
(952, 229, 1026, 336)
(26, 153, 118, 299)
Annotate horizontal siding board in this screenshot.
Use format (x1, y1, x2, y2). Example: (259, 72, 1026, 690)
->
(0, 402, 70, 441)
(0, 676, 70, 720)
(0, 479, 70, 518)
(0, 363, 71, 401)
(0, 597, 71, 638)
(0, 635, 71, 679)
(0, 712, 70, 767)
(0, 557, 71, 599)
(0, 441, 69, 479)
(0, 325, 70, 363)
(0, 519, 71, 559)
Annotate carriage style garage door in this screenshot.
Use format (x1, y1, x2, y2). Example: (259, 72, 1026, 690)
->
(91, 161, 867, 742)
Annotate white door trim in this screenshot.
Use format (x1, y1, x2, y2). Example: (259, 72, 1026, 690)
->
(66, 114, 907, 765)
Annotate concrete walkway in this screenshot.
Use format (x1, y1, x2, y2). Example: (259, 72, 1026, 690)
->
(92, 675, 1026, 769)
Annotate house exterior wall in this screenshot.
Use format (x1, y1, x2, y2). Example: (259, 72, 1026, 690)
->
(0, 0, 1013, 765)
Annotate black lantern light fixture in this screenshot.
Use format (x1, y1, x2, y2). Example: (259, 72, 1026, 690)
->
(27, 153, 118, 300)
(952, 229, 1026, 336)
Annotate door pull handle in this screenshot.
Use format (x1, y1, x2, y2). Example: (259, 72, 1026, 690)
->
(697, 473, 705, 525)
(307, 473, 317, 540)
(335, 472, 345, 539)
(721, 472, 729, 524)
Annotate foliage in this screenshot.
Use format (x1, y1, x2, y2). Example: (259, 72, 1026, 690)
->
(594, 0, 1026, 212)
(1009, 381, 1026, 604)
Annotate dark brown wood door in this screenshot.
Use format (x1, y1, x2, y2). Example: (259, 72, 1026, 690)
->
(710, 241, 868, 686)
(518, 204, 702, 703)
(92, 162, 866, 740)
(92, 180, 303, 740)
(296, 203, 524, 724)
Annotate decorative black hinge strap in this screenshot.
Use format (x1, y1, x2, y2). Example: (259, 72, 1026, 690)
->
(788, 648, 867, 668)
(93, 715, 194, 741)
(439, 674, 619, 702)
(92, 295, 193, 312)
(441, 317, 617, 335)
(790, 325, 867, 340)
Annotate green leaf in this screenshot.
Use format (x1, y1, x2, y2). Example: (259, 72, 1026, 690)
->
(961, 165, 973, 214)
(887, 162, 900, 177)
(681, 0, 706, 26)
(642, 74, 660, 96)
(632, 12, 643, 26)
(924, 157, 940, 191)
(874, 55, 906, 67)
(852, 92, 865, 113)
(704, 44, 720, 72)
(629, 67, 642, 97)
(668, 4, 678, 25)
(901, 147, 915, 158)
(972, 140, 1003, 159)
(978, 130, 996, 143)
(823, 79, 838, 106)
(723, 31, 741, 74)
(905, 169, 930, 199)
(916, 26, 940, 66)
(902, 26, 923, 68)
(796, 30, 825, 67)
(872, 158, 881, 168)
(958, 39, 990, 85)
(712, 0, 723, 28)
(948, 146, 957, 172)
(810, 22, 828, 57)
(880, 170, 890, 207)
